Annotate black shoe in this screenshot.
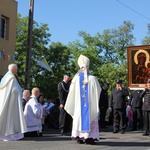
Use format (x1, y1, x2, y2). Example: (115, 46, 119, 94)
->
(24, 131, 41, 137)
(142, 132, 149, 136)
(120, 130, 125, 134)
(77, 140, 84, 144)
(85, 138, 96, 145)
(113, 130, 118, 133)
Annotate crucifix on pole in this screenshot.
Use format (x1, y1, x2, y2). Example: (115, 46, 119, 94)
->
(25, 0, 34, 89)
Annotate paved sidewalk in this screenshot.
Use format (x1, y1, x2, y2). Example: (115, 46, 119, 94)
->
(0, 126, 150, 150)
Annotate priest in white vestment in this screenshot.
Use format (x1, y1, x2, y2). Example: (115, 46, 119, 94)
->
(64, 54, 101, 145)
(0, 64, 27, 141)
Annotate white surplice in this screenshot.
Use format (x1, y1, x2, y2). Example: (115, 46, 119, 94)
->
(24, 95, 43, 132)
(64, 73, 101, 140)
(0, 71, 27, 141)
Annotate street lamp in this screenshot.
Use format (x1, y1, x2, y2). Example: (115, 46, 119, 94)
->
(25, 0, 34, 89)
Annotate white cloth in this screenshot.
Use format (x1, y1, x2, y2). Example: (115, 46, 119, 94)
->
(64, 74, 101, 140)
(0, 71, 27, 141)
(77, 54, 90, 84)
(0, 133, 24, 141)
(24, 95, 43, 132)
(78, 54, 90, 68)
(71, 119, 99, 140)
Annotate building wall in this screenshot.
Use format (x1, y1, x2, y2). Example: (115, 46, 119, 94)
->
(0, 0, 17, 77)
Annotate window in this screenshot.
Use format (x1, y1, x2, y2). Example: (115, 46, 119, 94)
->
(0, 16, 9, 39)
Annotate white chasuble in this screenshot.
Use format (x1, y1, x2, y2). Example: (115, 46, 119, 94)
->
(0, 71, 27, 141)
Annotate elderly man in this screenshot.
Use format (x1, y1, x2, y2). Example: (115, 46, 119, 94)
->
(0, 64, 27, 141)
(22, 89, 31, 111)
(24, 88, 44, 137)
(65, 54, 101, 145)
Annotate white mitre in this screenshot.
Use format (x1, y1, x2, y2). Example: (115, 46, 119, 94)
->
(77, 54, 90, 84)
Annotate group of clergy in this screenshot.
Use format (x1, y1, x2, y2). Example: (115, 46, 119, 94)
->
(0, 54, 101, 145)
(0, 64, 44, 141)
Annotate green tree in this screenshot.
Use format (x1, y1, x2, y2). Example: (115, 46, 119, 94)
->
(15, 14, 50, 91)
(16, 15, 135, 98)
(142, 24, 150, 44)
(98, 21, 135, 89)
(15, 14, 72, 98)
(68, 31, 103, 76)
(33, 42, 71, 98)
(69, 21, 135, 89)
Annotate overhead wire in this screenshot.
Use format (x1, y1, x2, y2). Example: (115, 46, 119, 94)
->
(116, 0, 150, 21)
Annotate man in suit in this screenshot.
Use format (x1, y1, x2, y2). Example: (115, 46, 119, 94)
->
(129, 90, 143, 131)
(99, 82, 109, 128)
(140, 79, 150, 136)
(109, 80, 129, 134)
(58, 73, 72, 133)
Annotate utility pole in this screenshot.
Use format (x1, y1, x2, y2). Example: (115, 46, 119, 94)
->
(25, 0, 34, 89)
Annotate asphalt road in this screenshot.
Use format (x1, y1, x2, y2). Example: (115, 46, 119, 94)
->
(0, 126, 150, 150)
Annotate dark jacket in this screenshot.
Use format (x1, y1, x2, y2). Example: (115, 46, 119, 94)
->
(99, 87, 108, 109)
(129, 90, 143, 108)
(109, 88, 129, 109)
(140, 90, 150, 111)
(58, 81, 70, 105)
(22, 98, 27, 111)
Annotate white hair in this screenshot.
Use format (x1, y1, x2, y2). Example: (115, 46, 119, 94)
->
(23, 90, 30, 97)
(8, 64, 17, 71)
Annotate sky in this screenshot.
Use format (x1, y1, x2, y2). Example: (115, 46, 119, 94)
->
(16, 0, 150, 45)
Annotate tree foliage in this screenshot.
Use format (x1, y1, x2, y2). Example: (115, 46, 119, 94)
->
(16, 14, 140, 98)
(16, 14, 51, 84)
(68, 21, 135, 92)
(142, 23, 150, 45)
(16, 14, 73, 98)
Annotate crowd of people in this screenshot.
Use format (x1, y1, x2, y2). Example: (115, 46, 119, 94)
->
(1, 54, 150, 145)
(99, 78, 150, 138)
